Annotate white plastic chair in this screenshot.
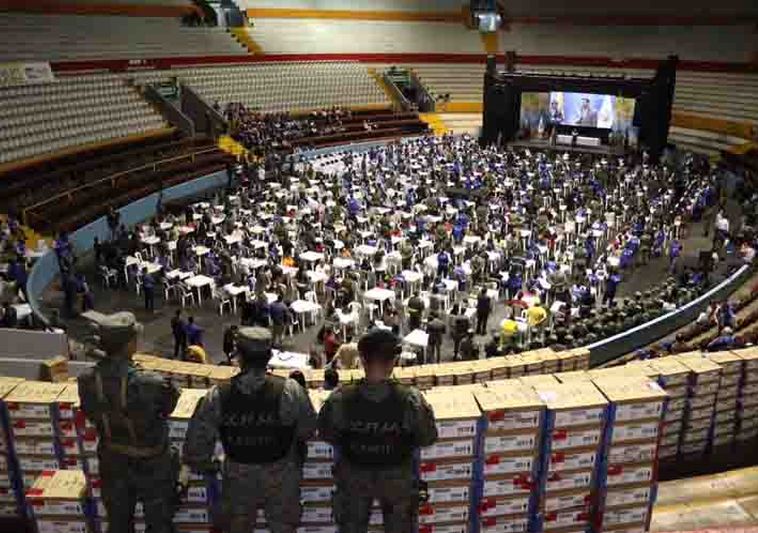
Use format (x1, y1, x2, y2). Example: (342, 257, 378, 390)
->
(214, 287, 232, 316)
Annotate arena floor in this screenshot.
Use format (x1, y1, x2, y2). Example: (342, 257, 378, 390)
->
(40, 190, 739, 364)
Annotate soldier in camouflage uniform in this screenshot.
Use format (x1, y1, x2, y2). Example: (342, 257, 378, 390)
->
(78, 312, 180, 533)
(318, 329, 438, 533)
(183, 327, 317, 533)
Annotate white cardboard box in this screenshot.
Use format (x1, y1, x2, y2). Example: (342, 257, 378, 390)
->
(483, 454, 536, 476)
(547, 450, 597, 472)
(420, 460, 474, 482)
(605, 464, 654, 486)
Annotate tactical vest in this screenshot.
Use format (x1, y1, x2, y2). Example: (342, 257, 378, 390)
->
(219, 375, 295, 464)
(87, 367, 170, 458)
(339, 383, 413, 467)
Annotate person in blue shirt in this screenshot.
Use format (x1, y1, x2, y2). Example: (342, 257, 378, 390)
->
(142, 267, 156, 312)
(603, 270, 622, 306)
(452, 223, 465, 244)
(437, 249, 450, 278)
(669, 239, 682, 273)
(707, 327, 735, 352)
(7, 257, 28, 302)
(185, 316, 203, 346)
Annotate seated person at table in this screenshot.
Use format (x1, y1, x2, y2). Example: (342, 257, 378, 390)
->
(333, 336, 361, 370)
(485, 333, 500, 358)
(459, 332, 478, 361)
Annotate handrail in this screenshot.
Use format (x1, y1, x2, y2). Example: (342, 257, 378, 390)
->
(22, 146, 219, 224)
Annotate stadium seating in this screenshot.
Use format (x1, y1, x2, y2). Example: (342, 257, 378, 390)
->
(0, 13, 248, 62)
(134, 62, 389, 113)
(245, 19, 482, 55)
(0, 74, 167, 166)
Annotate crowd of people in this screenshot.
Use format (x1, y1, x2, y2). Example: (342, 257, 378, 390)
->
(81, 132, 754, 367)
(225, 103, 352, 156)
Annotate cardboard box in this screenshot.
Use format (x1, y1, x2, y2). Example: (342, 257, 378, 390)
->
(482, 453, 537, 477)
(604, 484, 653, 508)
(420, 459, 474, 482)
(555, 371, 591, 384)
(544, 469, 593, 491)
(706, 351, 744, 374)
(548, 426, 603, 451)
(482, 474, 535, 498)
(610, 420, 660, 444)
(606, 442, 657, 464)
(483, 433, 539, 454)
(39, 357, 69, 383)
(426, 481, 471, 504)
(419, 523, 470, 533)
(36, 519, 88, 533)
(476, 380, 544, 433)
(518, 353, 545, 375)
(542, 489, 590, 512)
(18, 456, 59, 473)
(207, 365, 240, 386)
(420, 502, 470, 525)
(478, 514, 530, 533)
(305, 440, 333, 461)
(602, 504, 649, 527)
(424, 390, 481, 441)
(604, 464, 654, 486)
(547, 450, 598, 472)
(542, 508, 590, 529)
(676, 353, 722, 384)
(4, 381, 67, 420)
(592, 377, 667, 423)
(26, 470, 86, 516)
(530, 382, 608, 428)
(478, 494, 531, 517)
(733, 347, 758, 372)
(648, 358, 690, 388)
(302, 461, 333, 481)
(421, 439, 476, 461)
(300, 483, 334, 504)
(169, 389, 207, 440)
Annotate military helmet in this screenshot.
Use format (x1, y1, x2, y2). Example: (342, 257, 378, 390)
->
(236, 327, 273, 367)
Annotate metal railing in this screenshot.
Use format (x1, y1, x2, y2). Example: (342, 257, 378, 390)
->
(22, 146, 219, 227)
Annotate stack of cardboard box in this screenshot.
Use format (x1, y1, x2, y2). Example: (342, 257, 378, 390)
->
(592, 377, 667, 533)
(26, 469, 89, 533)
(0, 377, 24, 517)
(473, 379, 544, 533)
(647, 358, 690, 459)
(706, 351, 744, 448)
(299, 389, 334, 533)
(4, 382, 69, 497)
(530, 381, 608, 533)
(419, 389, 482, 533)
(675, 354, 722, 458)
(732, 347, 758, 444)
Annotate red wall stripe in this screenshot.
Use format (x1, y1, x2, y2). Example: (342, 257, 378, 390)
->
(50, 53, 758, 74)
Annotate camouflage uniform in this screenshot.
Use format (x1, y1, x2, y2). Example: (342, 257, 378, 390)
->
(318, 329, 438, 533)
(78, 312, 180, 533)
(183, 328, 316, 533)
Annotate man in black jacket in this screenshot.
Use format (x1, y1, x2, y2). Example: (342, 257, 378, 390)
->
(476, 288, 492, 336)
(170, 309, 187, 360)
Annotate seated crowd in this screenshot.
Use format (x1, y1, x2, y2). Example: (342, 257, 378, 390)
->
(82, 133, 755, 365)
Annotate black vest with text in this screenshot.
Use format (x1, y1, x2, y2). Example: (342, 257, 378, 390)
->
(218, 375, 295, 464)
(339, 382, 412, 467)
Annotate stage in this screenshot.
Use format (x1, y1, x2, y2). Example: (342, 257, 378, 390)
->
(508, 138, 628, 157)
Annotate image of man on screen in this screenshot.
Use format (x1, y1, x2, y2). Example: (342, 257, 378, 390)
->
(577, 97, 597, 127)
(549, 100, 563, 124)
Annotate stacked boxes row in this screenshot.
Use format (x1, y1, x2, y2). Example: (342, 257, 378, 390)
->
(592, 376, 667, 533)
(640, 358, 690, 460)
(418, 389, 482, 533)
(473, 379, 544, 533)
(299, 389, 335, 533)
(706, 351, 744, 448)
(3, 380, 71, 512)
(0, 377, 25, 518)
(531, 378, 609, 533)
(26, 469, 89, 533)
(675, 353, 722, 458)
(734, 348, 758, 442)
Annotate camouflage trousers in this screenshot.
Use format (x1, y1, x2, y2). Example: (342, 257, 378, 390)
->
(219, 458, 302, 533)
(332, 461, 418, 533)
(98, 448, 178, 533)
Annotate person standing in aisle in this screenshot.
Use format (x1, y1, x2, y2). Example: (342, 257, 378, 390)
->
(475, 287, 492, 335)
(78, 312, 180, 533)
(183, 327, 317, 533)
(318, 329, 438, 533)
(142, 267, 156, 312)
(170, 309, 187, 359)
